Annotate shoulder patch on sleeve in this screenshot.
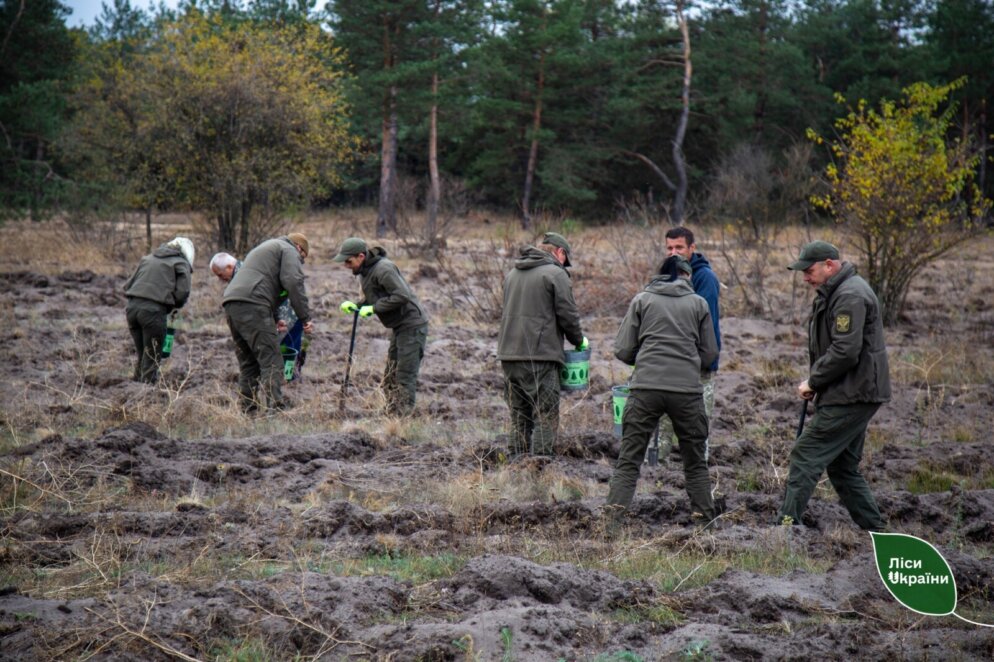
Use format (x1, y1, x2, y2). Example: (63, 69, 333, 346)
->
(835, 313, 852, 333)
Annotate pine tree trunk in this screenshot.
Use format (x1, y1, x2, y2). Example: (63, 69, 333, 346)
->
(753, 1, 768, 140)
(427, 71, 440, 248)
(376, 14, 399, 239)
(378, 86, 399, 238)
(522, 51, 546, 230)
(671, 0, 691, 225)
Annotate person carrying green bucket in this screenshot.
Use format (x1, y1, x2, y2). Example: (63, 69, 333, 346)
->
(497, 232, 588, 458)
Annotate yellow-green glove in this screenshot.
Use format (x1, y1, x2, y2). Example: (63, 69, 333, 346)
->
(359, 305, 375, 318)
(340, 300, 358, 314)
(577, 336, 589, 351)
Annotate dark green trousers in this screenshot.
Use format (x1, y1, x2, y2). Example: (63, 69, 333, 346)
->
(502, 360, 560, 456)
(383, 324, 428, 416)
(126, 297, 169, 383)
(225, 301, 284, 412)
(607, 389, 715, 520)
(778, 402, 884, 530)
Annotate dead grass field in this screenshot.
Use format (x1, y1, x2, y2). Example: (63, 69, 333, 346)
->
(1, 212, 993, 660)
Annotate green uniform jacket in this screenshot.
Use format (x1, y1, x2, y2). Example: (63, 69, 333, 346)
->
(357, 247, 428, 331)
(124, 245, 191, 309)
(614, 276, 718, 393)
(497, 246, 584, 363)
(222, 237, 311, 324)
(807, 262, 890, 406)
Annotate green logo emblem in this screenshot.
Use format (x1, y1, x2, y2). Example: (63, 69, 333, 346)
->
(871, 532, 992, 627)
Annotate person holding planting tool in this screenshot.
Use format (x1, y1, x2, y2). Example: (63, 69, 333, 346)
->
(778, 240, 889, 531)
(335, 237, 429, 417)
(497, 232, 587, 458)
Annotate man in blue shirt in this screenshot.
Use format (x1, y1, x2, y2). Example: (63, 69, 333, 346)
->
(656, 226, 721, 461)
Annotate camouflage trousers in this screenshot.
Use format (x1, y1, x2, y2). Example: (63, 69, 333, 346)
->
(654, 373, 715, 461)
(502, 361, 560, 456)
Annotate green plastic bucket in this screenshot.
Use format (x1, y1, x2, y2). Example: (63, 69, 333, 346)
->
(560, 349, 590, 391)
(612, 385, 629, 438)
(280, 347, 298, 382)
(161, 327, 176, 358)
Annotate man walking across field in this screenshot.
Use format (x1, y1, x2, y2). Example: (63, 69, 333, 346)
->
(124, 236, 194, 383)
(656, 226, 721, 461)
(335, 238, 429, 416)
(778, 241, 889, 530)
(607, 256, 719, 524)
(222, 233, 313, 413)
(497, 232, 587, 457)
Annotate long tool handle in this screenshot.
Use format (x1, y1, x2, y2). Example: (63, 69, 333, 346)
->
(647, 424, 660, 466)
(796, 400, 808, 438)
(340, 310, 360, 405)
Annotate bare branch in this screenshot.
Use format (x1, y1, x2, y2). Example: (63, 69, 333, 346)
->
(620, 150, 676, 192)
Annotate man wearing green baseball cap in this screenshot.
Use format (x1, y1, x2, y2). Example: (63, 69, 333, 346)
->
(497, 232, 587, 457)
(778, 240, 890, 530)
(335, 237, 429, 416)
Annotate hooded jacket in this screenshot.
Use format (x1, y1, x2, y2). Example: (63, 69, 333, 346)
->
(124, 244, 191, 309)
(690, 252, 721, 371)
(222, 237, 310, 324)
(498, 246, 584, 363)
(614, 276, 718, 393)
(357, 247, 428, 331)
(807, 262, 891, 406)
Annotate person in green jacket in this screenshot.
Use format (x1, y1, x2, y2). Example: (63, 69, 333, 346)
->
(222, 233, 313, 413)
(606, 255, 719, 525)
(335, 237, 429, 416)
(124, 236, 194, 383)
(778, 241, 890, 530)
(497, 232, 587, 457)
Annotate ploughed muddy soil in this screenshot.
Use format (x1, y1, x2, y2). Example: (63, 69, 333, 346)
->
(2, 224, 994, 660)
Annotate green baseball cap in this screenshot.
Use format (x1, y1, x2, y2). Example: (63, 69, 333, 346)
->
(333, 237, 368, 262)
(541, 232, 572, 266)
(787, 240, 840, 270)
